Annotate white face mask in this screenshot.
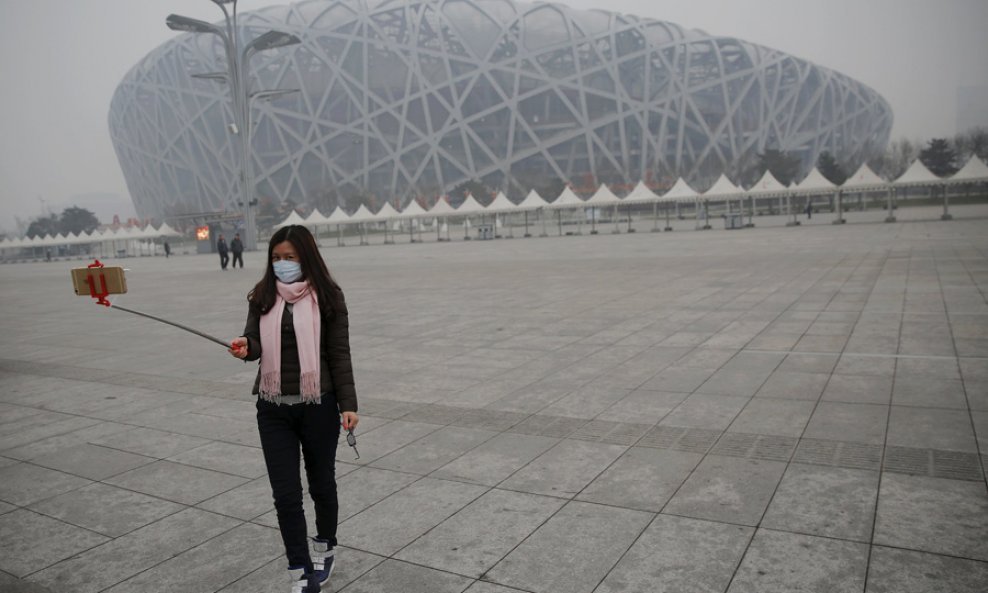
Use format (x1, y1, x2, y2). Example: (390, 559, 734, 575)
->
(272, 260, 302, 283)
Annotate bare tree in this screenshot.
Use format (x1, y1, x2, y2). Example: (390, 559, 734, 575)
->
(953, 126, 988, 163)
(869, 137, 921, 180)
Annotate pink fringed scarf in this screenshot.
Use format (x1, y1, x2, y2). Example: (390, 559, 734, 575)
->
(259, 280, 321, 402)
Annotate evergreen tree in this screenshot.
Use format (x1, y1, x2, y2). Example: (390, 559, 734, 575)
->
(919, 138, 959, 177)
(817, 151, 848, 185)
(59, 206, 100, 235)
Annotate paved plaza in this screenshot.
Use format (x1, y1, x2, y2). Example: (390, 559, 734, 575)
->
(1, 215, 987, 592)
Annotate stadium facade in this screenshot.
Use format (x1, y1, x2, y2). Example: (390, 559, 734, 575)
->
(109, 0, 893, 221)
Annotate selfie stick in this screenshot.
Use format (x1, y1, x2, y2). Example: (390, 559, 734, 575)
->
(85, 260, 230, 349)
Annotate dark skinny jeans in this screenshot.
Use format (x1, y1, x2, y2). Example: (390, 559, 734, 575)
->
(256, 395, 340, 569)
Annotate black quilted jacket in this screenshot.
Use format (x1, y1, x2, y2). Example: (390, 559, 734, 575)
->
(241, 298, 357, 412)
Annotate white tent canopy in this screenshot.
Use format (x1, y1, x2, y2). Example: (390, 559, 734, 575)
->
(348, 204, 375, 223)
(746, 171, 789, 196)
(586, 184, 622, 206)
(456, 194, 487, 215)
(623, 181, 661, 204)
(517, 190, 549, 210)
(326, 207, 350, 223)
(793, 167, 836, 194)
(893, 160, 941, 186)
(305, 209, 331, 225)
(702, 174, 743, 199)
(486, 192, 518, 213)
(659, 178, 699, 202)
(548, 186, 585, 208)
(427, 197, 457, 216)
(374, 202, 401, 220)
(842, 164, 886, 191)
(947, 157, 988, 184)
(275, 210, 308, 228)
(400, 199, 429, 218)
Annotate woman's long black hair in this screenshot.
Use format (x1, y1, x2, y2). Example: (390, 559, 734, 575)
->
(247, 225, 346, 317)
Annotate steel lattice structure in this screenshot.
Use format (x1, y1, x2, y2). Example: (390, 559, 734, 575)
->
(109, 0, 892, 220)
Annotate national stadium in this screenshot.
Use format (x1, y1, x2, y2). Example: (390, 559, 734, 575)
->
(108, 0, 893, 222)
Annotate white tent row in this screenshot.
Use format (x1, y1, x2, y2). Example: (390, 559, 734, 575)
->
(1, 223, 180, 250)
(273, 156, 988, 229)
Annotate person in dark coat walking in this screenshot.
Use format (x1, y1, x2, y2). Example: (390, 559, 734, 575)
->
(228, 225, 358, 593)
(217, 234, 229, 270)
(163, 240, 171, 258)
(230, 233, 244, 268)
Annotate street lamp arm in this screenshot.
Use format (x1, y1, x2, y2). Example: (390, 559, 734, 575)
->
(242, 30, 302, 62)
(165, 14, 227, 41)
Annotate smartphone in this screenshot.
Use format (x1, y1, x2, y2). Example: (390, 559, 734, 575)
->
(71, 266, 128, 296)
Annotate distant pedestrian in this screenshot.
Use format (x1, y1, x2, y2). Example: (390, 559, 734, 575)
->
(163, 240, 171, 258)
(45, 248, 52, 262)
(217, 234, 229, 270)
(230, 233, 244, 268)
(805, 201, 813, 219)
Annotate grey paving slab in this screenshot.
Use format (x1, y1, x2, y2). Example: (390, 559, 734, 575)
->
(886, 406, 978, 452)
(370, 426, 496, 475)
(89, 426, 212, 458)
(803, 401, 888, 444)
(101, 522, 281, 593)
(340, 419, 441, 465)
(431, 433, 559, 486)
(0, 462, 91, 506)
(487, 501, 653, 593)
(821, 374, 892, 404)
(104, 460, 249, 505)
(728, 529, 868, 593)
(660, 393, 749, 430)
(499, 439, 626, 498)
(664, 455, 786, 526)
(865, 546, 988, 593)
(0, 508, 109, 577)
(892, 376, 968, 409)
(196, 476, 275, 521)
(341, 477, 487, 556)
(30, 443, 155, 480)
(874, 472, 988, 561)
(777, 353, 840, 374)
(577, 447, 701, 512)
(696, 368, 772, 397)
(761, 463, 879, 541)
(600, 390, 687, 424)
(639, 366, 715, 393)
(396, 488, 565, 578)
(337, 466, 421, 521)
(727, 398, 816, 437)
(755, 371, 831, 400)
(594, 514, 753, 593)
(168, 441, 267, 479)
(343, 559, 473, 593)
(28, 482, 183, 537)
(0, 421, 134, 461)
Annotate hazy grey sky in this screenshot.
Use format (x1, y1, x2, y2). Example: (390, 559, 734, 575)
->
(1, 0, 986, 232)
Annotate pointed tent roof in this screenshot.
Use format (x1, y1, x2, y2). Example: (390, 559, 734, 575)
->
(747, 170, 790, 196)
(947, 157, 988, 184)
(517, 190, 548, 210)
(623, 181, 661, 204)
(548, 186, 585, 208)
(375, 202, 401, 220)
(658, 178, 699, 202)
(842, 164, 886, 190)
(586, 185, 622, 206)
(702, 174, 743, 198)
(455, 194, 486, 215)
(348, 204, 375, 222)
(794, 167, 836, 194)
(275, 210, 308, 228)
(305, 208, 330, 224)
(400, 199, 429, 218)
(893, 160, 942, 186)
(156, 223, 181, 236)
(326, 207, 350, 223)
(427, 196, 457, 216)
(486, 192, 517, 213)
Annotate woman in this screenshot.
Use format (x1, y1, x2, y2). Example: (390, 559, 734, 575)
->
(229, 225, 358, 593)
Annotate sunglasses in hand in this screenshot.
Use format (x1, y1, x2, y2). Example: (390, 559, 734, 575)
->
(345, 427, 360, 460)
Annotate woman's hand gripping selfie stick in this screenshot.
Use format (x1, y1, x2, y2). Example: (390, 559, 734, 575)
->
(77, 259, 230, 349)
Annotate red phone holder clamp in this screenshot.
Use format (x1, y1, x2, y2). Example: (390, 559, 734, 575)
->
(86, 259, 111, 307)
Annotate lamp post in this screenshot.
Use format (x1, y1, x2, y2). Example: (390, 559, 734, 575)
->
(166, 1, 300, 251)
